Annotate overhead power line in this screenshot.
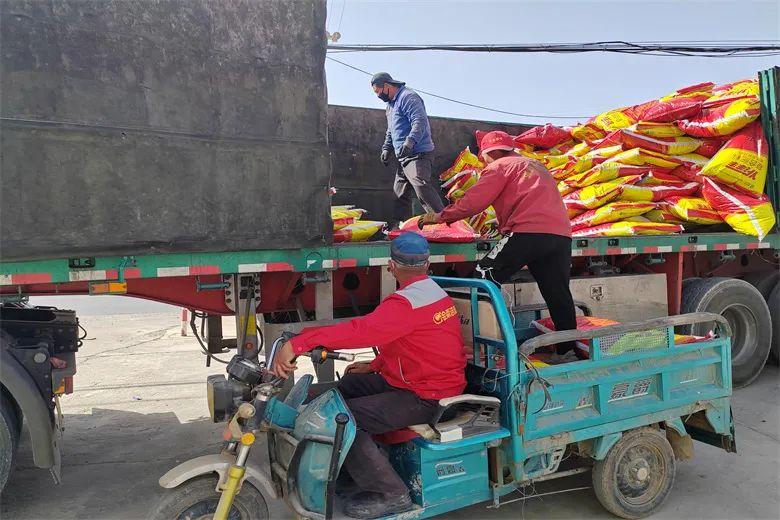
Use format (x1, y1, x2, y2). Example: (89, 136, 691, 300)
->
(326, 56, 589, 120)
(328, 40, 780, 58)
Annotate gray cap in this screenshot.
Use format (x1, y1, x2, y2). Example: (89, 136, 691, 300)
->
(371, 72, 405, 87)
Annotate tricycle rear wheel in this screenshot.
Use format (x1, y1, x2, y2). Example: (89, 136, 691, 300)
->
(592, 428, 675, 519)
(151, 475, 269, 520)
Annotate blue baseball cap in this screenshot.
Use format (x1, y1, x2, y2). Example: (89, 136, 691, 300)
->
(390, 232, 430, 267)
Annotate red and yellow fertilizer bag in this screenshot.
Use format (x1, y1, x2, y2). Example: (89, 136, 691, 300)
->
(558, 180, 577, 197)
(699, 122, 768, 197)
(572, 221, 684, 238)
(619, 181, 700, 203)
(570, 201, 656, 231)
(639, 171, 691, 186)
(670, 153, 710, 169)
(514, 124, 572, 149)
(701, 178, 777, 240)
(440, 147, 483, 182)
(663, 197, 723, 225)
(629, 121, 685, 138)
(571, 144, 624, 173)
(695, 136, 728, 158)
(551, 144, 624, 180)
(388, 218, 479, 243)
(621, 130, 701, 156)
(444, 170, 480, 201)
(674, 332, 716, 345)
(640, 98, 704, 123)
(548, 139, 578, 156)
(331, 208, 366, 230)
(669, 164, 703, 183)
(571, 122, 607, 144)
(659, 81, 715, 102)
(644, 207, 686, 224)
(677, 96, 760, 137)
(333, 221, 386, 243)
(564, 175, 643, 212)
(609, 148, 682, 169)
(708, 79, 759, 103)
(532, 315, 621, 358)
(593, 106, 639, 132)
(565, 161, 674, 189)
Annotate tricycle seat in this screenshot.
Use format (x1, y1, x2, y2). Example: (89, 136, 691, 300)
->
(409, 394, 501, 443)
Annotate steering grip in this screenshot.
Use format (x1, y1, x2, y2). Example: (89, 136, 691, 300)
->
(309, 346, 356, 364)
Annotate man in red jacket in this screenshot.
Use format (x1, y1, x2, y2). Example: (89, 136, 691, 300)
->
(272, 232, 465, 518)
(419, 130, 578, 359)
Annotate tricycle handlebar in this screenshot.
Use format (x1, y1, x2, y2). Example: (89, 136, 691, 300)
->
(518, 312, 731, 356)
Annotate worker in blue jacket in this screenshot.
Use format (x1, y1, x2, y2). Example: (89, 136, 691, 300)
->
(372, 72, 444, 227)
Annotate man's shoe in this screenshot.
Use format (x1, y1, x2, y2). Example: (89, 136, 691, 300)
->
(344, 491, 413, 519)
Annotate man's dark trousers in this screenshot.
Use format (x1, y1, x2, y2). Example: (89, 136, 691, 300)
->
(478, 232, 578, 355)
(335, 373, 438, 496)
(393, 151, 444, 223)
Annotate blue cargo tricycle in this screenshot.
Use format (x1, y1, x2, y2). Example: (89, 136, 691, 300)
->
(153, 277, 735, 520)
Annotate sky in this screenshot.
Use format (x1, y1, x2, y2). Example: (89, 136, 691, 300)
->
(324, 0, 780, 126)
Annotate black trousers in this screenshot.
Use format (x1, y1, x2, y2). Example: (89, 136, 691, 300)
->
(335, 373, 438, 497)
(477, 232, 578, 355)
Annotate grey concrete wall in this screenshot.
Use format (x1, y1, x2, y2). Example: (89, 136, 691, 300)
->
(328, 105, 534, 222)
(1, 0, 330, 261)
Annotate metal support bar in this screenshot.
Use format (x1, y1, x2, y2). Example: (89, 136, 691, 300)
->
(314, 272, 335, 382)
(232, 274, 260, 360)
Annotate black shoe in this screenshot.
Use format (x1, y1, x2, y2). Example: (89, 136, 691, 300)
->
(344, 491, 413, 519)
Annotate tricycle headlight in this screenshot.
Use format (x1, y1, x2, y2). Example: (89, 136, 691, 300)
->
(206, 374, 231, 423)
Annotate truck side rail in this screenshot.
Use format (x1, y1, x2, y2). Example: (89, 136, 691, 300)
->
(518, 312, 731, 357)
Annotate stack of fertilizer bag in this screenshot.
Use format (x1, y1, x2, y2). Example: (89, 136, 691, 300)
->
(388, 152, 485, 242)
(444, 78, 775, 240)
(430, 148, 501, 239)
(331, 206, 386, 242)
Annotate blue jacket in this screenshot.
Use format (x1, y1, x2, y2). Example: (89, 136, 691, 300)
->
(382, 86, 435, 156)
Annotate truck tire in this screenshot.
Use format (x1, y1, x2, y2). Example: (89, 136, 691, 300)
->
(592, 428, 676, 519)
(742, 271, 780, 300)
(769, 283, 780, 364)
(151, 475, 269, 520)
(0, 392, 20, 492)
(680, 277, 772, 388)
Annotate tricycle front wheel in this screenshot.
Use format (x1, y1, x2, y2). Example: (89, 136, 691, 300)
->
(592, 428, 676, 519)
(151, 475, 269, 520)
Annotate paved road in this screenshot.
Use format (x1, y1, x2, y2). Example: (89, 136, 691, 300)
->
(1, 312, 778, 519)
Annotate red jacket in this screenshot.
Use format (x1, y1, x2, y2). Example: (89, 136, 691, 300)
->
(290, 276, 466, 400)
(440, 154, 571, 238)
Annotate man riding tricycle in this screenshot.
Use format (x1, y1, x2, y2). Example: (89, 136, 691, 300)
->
(153, 234, 735, 520)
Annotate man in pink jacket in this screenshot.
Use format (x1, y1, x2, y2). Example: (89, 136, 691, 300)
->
(419, 130, 579, 359)
(272, 232, 465, 518)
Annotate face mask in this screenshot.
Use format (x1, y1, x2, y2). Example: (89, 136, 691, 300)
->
(377, 89, 391, 102)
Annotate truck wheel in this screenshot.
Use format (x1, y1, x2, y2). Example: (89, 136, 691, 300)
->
(769, 283, 780, 364)
(592, 428, 676, 519)
(680, 277, 772, 388)
(742, 271, 780, 300)
(0, 392, 20, 492)
(151, 475, 269, 520)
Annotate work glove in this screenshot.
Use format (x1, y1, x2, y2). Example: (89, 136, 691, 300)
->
(398, 138, 414, 158)
(380, 149, 390, 166)
(417, 212, 441, 229)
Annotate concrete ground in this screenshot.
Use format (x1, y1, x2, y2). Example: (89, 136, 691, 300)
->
(1, 305, 778, 520)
